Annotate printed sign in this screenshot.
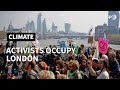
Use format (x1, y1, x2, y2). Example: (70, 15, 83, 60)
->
(7, 33, 35, 41)
(98, 38, 109, 54)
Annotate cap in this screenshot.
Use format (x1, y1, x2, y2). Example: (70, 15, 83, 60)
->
(102, 54, 108, 60)
(92, 58, 99, 62)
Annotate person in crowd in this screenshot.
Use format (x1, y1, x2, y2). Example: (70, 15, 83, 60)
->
(38, 61, 48, 72)
(78, 44, 85, 54)
(12, 61, 18, 76)
(92, 58, 99, 71)
(87, 59, 110, 79)
(88, 58, 100, 79)
(79, 59, 87, 72)
(79, 58, 89, 79)
(66, 50, 76, 61)
(32, 61, 39, 74)
(101, 54, 109, 64)
(55, 60, 64, 74)
(108, 51, 120, 78)
(116, 51, 120, 64)
(39, 70, 55, 79)
(26, 62, 39, 79)
(87, 46, 92, 56)
(63, 61, 69, 75)
(88, 55, 93, 61)
(57, 74, 69, 79)
(76, 50, 87, 65)
(0, 45, 5, 54)
(67, 60, 82, 79)
(84, 47, 89, 58)
(6, 41, 10, 50)
(91, 47, 96, 56)
(106, 46, 113, 56)
(99, 52, 102, 59)
(101, 55, 108, 60)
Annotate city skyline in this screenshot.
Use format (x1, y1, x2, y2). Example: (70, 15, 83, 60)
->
(0, 11, 119, 33)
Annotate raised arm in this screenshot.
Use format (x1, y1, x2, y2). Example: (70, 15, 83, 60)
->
(87, 60, 97, 76)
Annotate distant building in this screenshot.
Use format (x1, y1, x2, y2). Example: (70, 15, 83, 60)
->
(108, 11, 119, 34)
(52, 22, 58, 33)
(119, 28, 120, 34)
(30, 21, 35, 33)
(3, 27, 5, 32)
(26, 21, 35, 33)
(7, 21, 14, 32)
(95, 23, 108, 41)
(10, 29, 21, 33)
(65, 23, 71, 34)
(42, 18, 47, 35)
(37, 13, 42, 34)
(20, 27, 28, 33)
(26, 21, 30, 31)
(95, 11, 120, 41)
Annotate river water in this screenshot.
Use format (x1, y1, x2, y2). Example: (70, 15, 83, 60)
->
(1, 38, 120, 50)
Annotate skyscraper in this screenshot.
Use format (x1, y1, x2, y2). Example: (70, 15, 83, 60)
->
(8, 21, 14, 32)
(52, 22, 57, 33)
(26, 21, 30, 31)
(37, 13, 42, 34)
(65, 23, 71, 34)
(108, 11, 119, 34)
(3, 27, 5, 32)
(52, 22, 55, 33)
(42, 18, 47, 35)
(30, 20, 35, 33)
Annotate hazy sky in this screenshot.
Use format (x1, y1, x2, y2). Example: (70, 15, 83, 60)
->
(0, 11, 112, 33)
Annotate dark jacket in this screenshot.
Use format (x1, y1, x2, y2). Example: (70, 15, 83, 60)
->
(109, 60, 120, 78)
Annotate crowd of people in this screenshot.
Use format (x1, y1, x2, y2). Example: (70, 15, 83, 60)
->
(0, 41, 120, 79)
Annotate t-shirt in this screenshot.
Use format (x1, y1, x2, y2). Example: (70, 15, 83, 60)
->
(68, 72, 73, 79)
(96, 70, 109, 79)
(68, 70, 82, 79)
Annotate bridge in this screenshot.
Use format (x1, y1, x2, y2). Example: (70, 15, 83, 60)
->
(37, 34, 89, 39)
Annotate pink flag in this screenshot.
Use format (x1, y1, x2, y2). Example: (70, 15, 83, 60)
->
(98, 38, 109, 54)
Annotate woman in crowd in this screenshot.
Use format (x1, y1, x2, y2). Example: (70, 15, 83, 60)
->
(39, 70, 55, 79)
(76, 50, 87, 65)
(101, 55, 108, 61)
(87, 59, 110, 79)
(57, 74, 69, 79)
(67, 60, 82, 79)
(79, 59, 87, 72)
(66, 50, 76, 61)
(25, 62, 39, 79)
(56, 60, 64, 74)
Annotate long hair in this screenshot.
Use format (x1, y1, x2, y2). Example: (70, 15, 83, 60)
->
(99, 59, 109, 74)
